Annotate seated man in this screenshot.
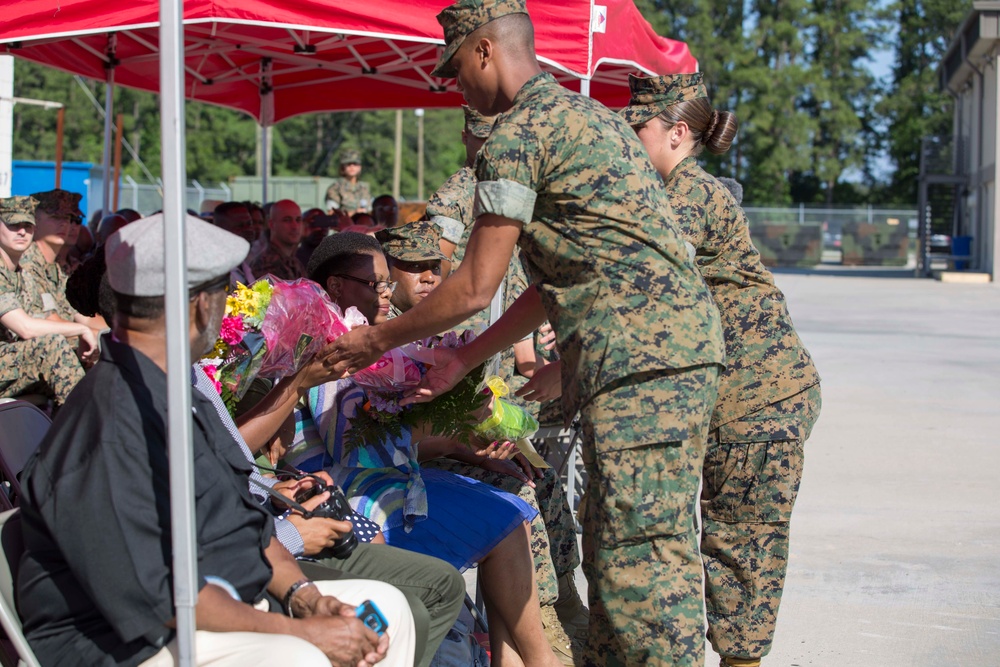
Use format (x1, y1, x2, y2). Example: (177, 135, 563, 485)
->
(296, 208, 334, 269)
(371, 195, 399, 229)
(377, 220, 588, 663)
(250, 199, 306, 281)
(23, 189, 105, 330)
(17, 213, 416, 667)
(191, 349, 466, 667)
(212, 201, 258, 286)
(0, 196, 94, 407)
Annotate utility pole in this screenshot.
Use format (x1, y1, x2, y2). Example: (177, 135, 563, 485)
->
(415, 108, 424, 201)
(392, 109, 402, 200)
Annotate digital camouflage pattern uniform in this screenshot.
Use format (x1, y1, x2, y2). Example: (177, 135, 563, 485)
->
(0, 196, 85, 406)
(425, 106, 538, 392)
(249, 242, 306, 282)
(378, 218, 580, 612)
(326, 149, 372, 213)
(434, 4, 725, 656)
(426, 104, 494, 277)
(21, 189, 85, 320)
(623, 73, 822, 665)
(427, 166, 476, 256)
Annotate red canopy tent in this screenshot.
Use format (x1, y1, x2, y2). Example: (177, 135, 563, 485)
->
(2, 0, 697, 124)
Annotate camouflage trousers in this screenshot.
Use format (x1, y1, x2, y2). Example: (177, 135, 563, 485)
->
(578, 365, 720, 667)
(0, 334, 85, 407)
(702, 383, 822, 661)
(421, 457, 581, 607)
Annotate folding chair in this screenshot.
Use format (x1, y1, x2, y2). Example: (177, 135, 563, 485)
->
(0, 509, 41, 667)
(0, 401, 51, 510)
(529, 419, 585, 530)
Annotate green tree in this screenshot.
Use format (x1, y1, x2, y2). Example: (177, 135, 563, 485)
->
(802, 0, 882, 205)
(636, 0, 751, 180)
(878, 0, 966, 205)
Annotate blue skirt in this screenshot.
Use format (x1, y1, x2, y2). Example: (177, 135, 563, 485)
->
(382, 468, 538, 572)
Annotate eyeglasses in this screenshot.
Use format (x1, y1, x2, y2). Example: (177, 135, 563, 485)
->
(335, 274, 397, 294)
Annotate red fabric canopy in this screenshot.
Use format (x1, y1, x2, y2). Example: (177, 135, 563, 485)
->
(2, 0, 696, 122)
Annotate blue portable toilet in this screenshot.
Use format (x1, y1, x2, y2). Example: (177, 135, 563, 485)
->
(11, 160, 94, 215)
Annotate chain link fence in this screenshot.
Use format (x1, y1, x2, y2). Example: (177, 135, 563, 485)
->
(87, 169, 231, 217)
(743, 204, 919, 249)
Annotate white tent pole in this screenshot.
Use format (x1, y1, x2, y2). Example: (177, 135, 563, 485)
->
(580, 78, 591, 98)
(261, 123, 269, 203)
(258, 58, 273, 204)
(100, 62, 114, 213)
(160, 0, 198, 664)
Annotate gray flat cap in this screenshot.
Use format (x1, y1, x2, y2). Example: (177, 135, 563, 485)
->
(106, 213, 250, 296)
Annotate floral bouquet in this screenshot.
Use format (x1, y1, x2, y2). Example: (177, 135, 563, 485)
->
(474, 376, 539, 442)
(345, 330, 539, 450)
(203, 277, 360, 413)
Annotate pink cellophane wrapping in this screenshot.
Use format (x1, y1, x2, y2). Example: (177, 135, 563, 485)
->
(258, 278, 352, 378)
(352, 347, 423, 391)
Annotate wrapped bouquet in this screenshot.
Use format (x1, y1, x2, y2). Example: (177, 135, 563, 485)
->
(344, 330, 539, 450)
(202, 277, 362, 413)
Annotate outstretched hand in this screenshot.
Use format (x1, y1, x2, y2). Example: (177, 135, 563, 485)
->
(327, 326, 384, 377)
(515, 359, 562, 403)
(399, 346, 470, 406)
(296, 342, 350, 389)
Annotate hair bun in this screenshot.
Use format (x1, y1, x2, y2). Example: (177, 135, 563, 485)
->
(703, 110, 720, 144)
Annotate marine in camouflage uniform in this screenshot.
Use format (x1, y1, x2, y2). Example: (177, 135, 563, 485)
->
(0, 196, 86, 406)
(431, 3, 726, 665)
(424, 108, 535, 375)
(378, 219, 582, 624)
(21, 189, 84, 320)
(622, 73, 822, 666)
(250, 241, 306, 282)
(326, 149, 373, 214)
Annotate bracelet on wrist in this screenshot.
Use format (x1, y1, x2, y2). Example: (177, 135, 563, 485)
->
(282, 579, 316, 618)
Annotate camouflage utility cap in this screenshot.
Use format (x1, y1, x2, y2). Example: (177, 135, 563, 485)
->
(620, 72, 707, 127)
(340, 149, 362, 166)
(376, 219, 447, 262)
(30, 189, 84, 219)
(0, 196, 38, 226)
(432, 0, 528, 78)
(463, 105, 495, 139)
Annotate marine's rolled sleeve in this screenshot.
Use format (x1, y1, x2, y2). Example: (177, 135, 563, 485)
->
(431, 215, 465, 245)
(473, 179, 538, 225)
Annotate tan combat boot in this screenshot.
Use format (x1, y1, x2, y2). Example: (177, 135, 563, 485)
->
(721, 658, 761, 667)
(541, 604, 577, 665)
(554, 572, 589, 641)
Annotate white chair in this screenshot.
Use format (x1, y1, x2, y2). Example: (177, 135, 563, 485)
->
(0, 401, 51, 510)
(0, 509, 40, 667)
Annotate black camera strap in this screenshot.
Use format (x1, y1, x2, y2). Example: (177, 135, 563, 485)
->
(254, 461, 312, 481)
(248, 478, 323, 520)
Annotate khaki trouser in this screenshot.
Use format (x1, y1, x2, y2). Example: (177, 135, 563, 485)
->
(141, 579, 415, 667)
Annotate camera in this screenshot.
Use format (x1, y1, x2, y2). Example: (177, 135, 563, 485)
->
(296, 478, 358, 560)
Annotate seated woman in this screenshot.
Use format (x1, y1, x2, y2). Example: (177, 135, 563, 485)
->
(276, 232, 562, 667)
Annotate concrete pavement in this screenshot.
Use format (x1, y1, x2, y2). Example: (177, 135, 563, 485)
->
(743, 270, 1000, 666)
(466, 269, 1000, 666)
